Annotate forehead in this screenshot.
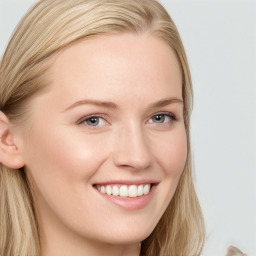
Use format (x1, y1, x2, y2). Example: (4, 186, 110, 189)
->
(45, 33, 182, 107)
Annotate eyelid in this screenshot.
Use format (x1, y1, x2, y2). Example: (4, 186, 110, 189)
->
(76, 111, 177, 129)
(147, 111, 177, 122)
(77, 113, 109, 125)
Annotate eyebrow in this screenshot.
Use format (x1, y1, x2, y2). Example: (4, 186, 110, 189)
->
(148, 98, 183, 109)
(64, 99, 118, 111)
(64, 97, 183, 112)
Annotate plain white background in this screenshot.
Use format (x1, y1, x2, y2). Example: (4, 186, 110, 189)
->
(0, 0, 255, 255)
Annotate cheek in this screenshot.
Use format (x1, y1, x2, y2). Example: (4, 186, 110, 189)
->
(25, 126, 105, 178)
(141, 127, 187, 229)
(154, 128, 187, 178)
(23, 123, 109, 213)
(23, 124, 109, 225)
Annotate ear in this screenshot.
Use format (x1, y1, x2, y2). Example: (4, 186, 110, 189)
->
(0, 111, 25, 169)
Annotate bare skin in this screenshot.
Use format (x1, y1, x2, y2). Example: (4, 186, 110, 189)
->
(226, 245, 247, 256)
(0, 33, 186, 256)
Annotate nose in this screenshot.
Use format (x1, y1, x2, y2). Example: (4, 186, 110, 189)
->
(113, 123, 153, 170)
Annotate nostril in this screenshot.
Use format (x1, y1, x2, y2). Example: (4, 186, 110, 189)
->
(114, 157, 153, 171)
(112, 136, 153, 170)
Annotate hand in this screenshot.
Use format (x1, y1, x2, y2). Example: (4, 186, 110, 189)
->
(226, 245, 247, 256)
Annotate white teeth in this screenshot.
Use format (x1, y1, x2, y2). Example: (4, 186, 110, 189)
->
(96, 184, 152, 198)
(106, 185, 112, 195)
(129, 185, 138, 198)
(112, 185, 119, 196)
(137, 185, 144, 196)
(120, 185, 129, 197)
(100, 186, 105, 194)
(143, 184, 150, 195)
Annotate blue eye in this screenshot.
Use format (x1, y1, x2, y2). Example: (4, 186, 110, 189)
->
(148, 113, 175, 124)
(152, 114, 166, 123)
(80, 115, 107, 128)
(85, 117, 100, 126)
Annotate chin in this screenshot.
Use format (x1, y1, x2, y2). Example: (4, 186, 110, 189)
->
(93, 222, 156, 245)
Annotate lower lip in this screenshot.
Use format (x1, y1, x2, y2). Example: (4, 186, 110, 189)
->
(94, 185, 156, 210)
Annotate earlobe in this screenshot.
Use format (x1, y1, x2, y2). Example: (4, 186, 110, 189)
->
(0, 111, 25, 169)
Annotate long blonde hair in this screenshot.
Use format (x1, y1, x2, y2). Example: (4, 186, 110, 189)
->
(0, 0, 205, 255)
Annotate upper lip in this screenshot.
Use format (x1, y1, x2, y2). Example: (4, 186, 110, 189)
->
(93, 180, 159, 186)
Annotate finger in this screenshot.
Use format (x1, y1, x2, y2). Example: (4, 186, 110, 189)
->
(226, 245, 247, 256)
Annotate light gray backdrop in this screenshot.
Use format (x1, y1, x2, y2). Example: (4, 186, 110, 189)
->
(0, 0, 255, 255)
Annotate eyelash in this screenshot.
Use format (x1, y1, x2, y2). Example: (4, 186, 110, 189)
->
(77, 112, 177, 130)
(147, 112, 177, 125)
(77, 114, 107, 129)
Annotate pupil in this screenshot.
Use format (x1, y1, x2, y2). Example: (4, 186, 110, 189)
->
(88, 117, 99, 125)
(155, 115, 164, 122)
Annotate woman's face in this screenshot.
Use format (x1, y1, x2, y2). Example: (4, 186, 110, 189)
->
(20, 33, 187, 247)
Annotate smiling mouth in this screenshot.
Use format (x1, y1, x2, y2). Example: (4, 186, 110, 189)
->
(94, 184, 152, 198)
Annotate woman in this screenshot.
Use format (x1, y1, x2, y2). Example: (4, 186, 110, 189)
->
(0, 0, 205, 255)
